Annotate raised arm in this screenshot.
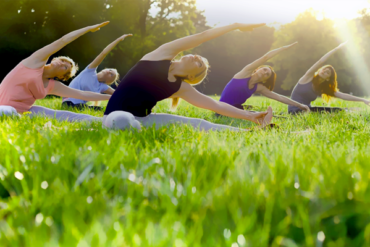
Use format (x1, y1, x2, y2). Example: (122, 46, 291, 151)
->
(234, 42, 297, 79)
(172, 82, 268, 125)
(299, 41, 347, 84)
(89, 34, 132, 69)
(23, 22, 110, 69)
(257, 84, 310, 112)
(334, 92, 370, 105)
(143, 23, 265, 61)
(49, 81, 111, 101)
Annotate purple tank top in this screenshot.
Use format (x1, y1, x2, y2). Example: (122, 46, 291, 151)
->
(219, 77, 257, 108)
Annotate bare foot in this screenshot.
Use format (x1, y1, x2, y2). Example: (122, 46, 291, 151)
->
(261, 106, 273, 128)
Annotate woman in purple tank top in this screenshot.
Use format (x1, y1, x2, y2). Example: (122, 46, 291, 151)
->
(289, 41, 370, 114)
(219, 42, 310, 115)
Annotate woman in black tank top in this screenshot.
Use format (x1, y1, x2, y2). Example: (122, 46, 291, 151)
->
(289, 41, 370, 114)
(103, 23, 275, 131)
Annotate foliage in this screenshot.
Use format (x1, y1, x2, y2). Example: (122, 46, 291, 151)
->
(270, 10, 370, 96)
(1, 97, 370, 246)
(0, 0, 203, 83)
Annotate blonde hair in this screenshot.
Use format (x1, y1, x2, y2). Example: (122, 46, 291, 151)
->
(52, 56, 79, 81)
(170, 56, 210, 111)
(104, 68, 120, 86)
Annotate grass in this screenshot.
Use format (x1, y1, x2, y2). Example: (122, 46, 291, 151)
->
(1, 96, 370, 247)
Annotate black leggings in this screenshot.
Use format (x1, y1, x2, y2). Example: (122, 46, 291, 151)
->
(62, 101, 103, 111)
(289, 106, 344, 115)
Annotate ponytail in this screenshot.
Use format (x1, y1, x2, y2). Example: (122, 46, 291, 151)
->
(170, 97, 181, 111)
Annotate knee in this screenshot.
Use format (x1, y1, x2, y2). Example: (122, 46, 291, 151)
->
(0, 106, 20, 117)
(103, 111, 142, 131)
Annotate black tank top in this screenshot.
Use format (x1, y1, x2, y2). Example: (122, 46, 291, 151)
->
(104, 60, 182, 117)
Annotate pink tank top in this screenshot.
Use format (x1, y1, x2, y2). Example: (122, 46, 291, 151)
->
(0, 62, 55, 113)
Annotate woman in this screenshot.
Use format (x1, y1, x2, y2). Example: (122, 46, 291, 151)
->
(103, 23, 274, 132)
(218, 42, 310, 114)
(62, 34, 132, 110)
(0, 22, 111, 122)
(288, 41, 370, 114)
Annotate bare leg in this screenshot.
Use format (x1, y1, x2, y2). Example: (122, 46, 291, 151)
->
(29, 106, 102, 122)
(136, 113, 249, 131)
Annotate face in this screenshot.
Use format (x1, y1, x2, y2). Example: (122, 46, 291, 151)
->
(179, 55, 206, 81)
(318, 67, 332, 81)
(51, 58, 72, 80)
(100, 69, 117, 84)
(254, 67, 272, 82)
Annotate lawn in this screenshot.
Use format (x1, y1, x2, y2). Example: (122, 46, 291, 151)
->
(1, 96, 370, 247)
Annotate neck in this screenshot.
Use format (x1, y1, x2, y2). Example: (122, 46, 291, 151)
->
(168, 62, 185, 80)
(249, 74, 260, 86)
(43, 65, 56, 79)
(97, 72, 105, 82)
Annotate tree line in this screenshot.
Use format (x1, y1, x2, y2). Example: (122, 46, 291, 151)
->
(1, 0, 370, 96)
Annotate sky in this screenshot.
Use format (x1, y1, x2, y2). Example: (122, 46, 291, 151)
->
(196, 0, 370, 26)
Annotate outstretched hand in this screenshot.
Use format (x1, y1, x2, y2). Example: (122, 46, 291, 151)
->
(249, 106, 273, 126)
(299, 104, 310, 112)
(237, 23, 266, 32)
(364, 100, 370, 106)
(336, 41, 348, 50)
(117, 34, 133, 42)
(285, 42, 298, 49)
(90, 21, 110, 32)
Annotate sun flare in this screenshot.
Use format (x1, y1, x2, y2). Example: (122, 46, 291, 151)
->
(196, 0, 370, 25)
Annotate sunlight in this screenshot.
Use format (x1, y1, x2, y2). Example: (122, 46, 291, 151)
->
(334, 18, 370, 95)
(196, 0, 370, 25)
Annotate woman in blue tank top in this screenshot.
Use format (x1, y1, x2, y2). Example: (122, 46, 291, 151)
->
(62, 34, 132, 110)
(289, 41, 370, 114)
(104, 23, 275, 132)
(218, 42, 310, 115)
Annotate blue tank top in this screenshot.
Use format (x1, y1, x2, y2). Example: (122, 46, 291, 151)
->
(219, 77, 257, 108)
(288, 81, 319, 113)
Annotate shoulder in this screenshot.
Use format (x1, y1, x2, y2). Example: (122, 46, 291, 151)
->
(172, 81, 192, 96)
(19, 60, 44, 71)
(256, 83, 268, 92)
(233, 70, 253, 79)
(83, 65, 96, 74)
(141, 49, 174, 61)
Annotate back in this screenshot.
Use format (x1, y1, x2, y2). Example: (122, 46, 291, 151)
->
(0, 62, 55, 113)
(288, 82, 319, 113)
(104, 60, 182, 117)
(219, 77, 257, 107)
(63, 65, 109, 104)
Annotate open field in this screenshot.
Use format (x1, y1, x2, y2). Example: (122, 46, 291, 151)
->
(1, 96, 370, 247)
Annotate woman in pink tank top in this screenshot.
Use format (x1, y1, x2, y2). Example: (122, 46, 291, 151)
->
(0, 21, 112, 122)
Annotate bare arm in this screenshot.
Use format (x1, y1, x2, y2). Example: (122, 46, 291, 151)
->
(299, 41, 347, 84)
(234, 42, 298, 79)
(334, 91, 370, 105)
(23, 22, 110, 69)
(102, 87, 115, 95)
(143, 23, 265, 61)
(49, 81, 111, 101)
(172, 82, 268, 124)
(257, 84, 310, 111)
(89, 34, 132, 69)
